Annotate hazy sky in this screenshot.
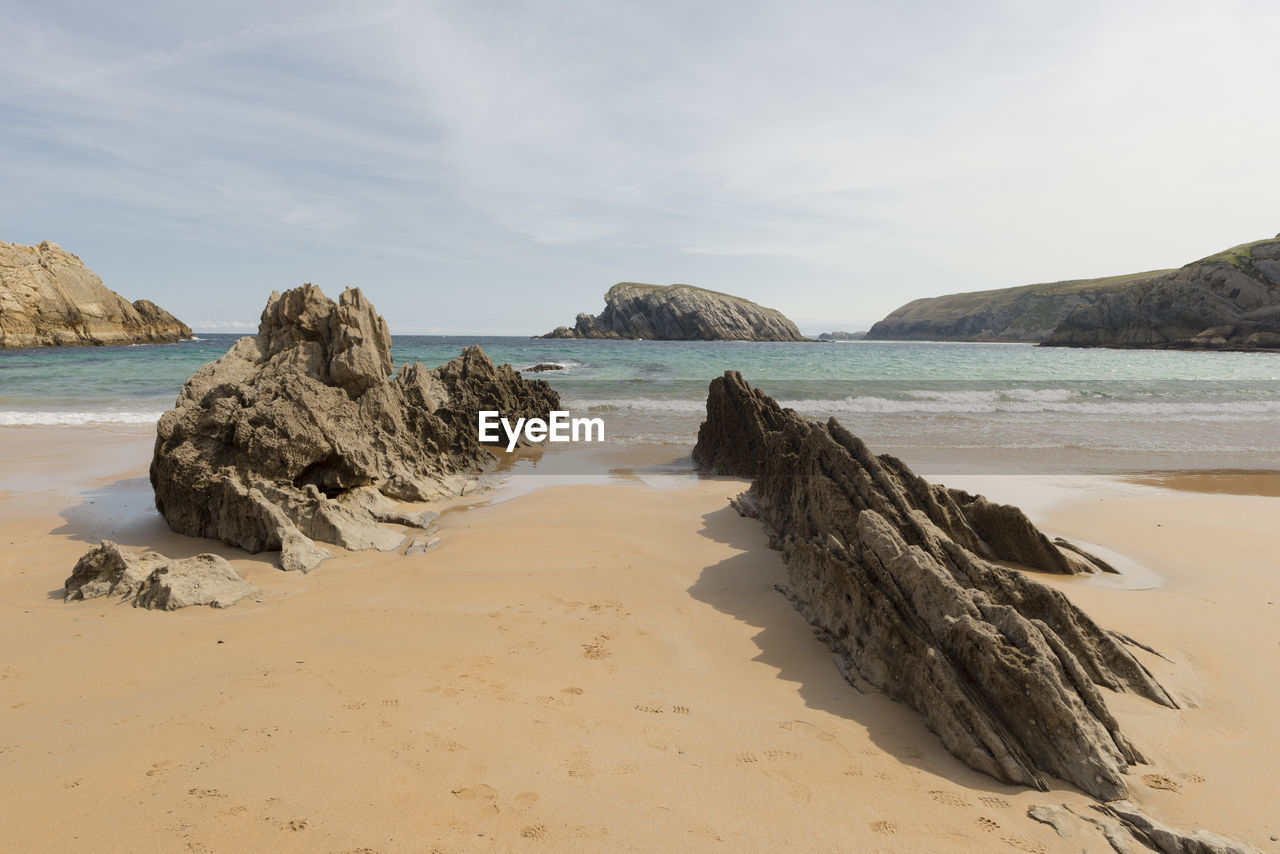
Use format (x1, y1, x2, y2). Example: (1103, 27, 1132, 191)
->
(2, 1, 1277, 334)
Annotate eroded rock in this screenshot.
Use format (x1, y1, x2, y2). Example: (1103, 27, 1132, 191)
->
(693, 371, 1177, 800)
(150, 284, 559, 570)
(65, 541, 257, 610)
(0, 239, 191, 348)
(541, 282, 808, 341)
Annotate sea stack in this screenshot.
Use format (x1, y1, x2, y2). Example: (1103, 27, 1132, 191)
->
(150, 284, 560, 572)
(541, 282, 808, 341)
(693, 371, 1177, 799)
(0, 239, 191, 348)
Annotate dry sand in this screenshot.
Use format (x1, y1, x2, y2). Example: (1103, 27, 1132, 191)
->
(1, 427, 1278, 852)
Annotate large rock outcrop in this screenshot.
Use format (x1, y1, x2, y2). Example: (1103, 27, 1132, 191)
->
(150, 284, 560, 571)
(693, 371, 1177, 800)
(0, 239, 192, 348)
(541, 282, 807, 341)
(866, 234, 1280, 349)
(866, 269, 1169, 342)
(64, 541, 257, 610)
(1043, 237, 1280, 350)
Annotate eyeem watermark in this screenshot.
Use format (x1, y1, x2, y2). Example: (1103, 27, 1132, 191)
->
(478, 410, 605, 452)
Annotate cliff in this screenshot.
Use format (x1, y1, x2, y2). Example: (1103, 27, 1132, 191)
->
(866, 269, 1170, 342)
(1042, 237, 1280, 350)
(541, 282, 807, 341)
(0, 240, 191, 348)
(867, 234, 1280, 350)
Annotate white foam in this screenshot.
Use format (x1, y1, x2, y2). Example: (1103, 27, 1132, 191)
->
(779, 394, 1280, 419)
(0, 410, 164, 426)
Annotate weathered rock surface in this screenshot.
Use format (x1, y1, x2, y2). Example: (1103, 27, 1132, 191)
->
(816, 330, 865, 341)
(64, 541, 257, 609)
(524, 362, 565, 372)
(0, 239, 192, 348)
(151, 284, 559, 571)
(866, 269, 1170, 342)
(1043, 237, 1280, 350)
(692, 371, 1177, 799)
(541, 282, 807, 341)
(1028, 802, 1263, 854)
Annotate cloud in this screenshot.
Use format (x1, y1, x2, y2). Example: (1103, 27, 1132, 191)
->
(1, 0, 1278, 332)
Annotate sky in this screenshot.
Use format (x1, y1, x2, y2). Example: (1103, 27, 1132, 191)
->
(1, 1, 1277, 335)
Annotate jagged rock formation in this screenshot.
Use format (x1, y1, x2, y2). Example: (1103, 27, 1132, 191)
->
(541, 282, 807, 341)
(1028, 802, 1264, 854)
(692, 371, 1177, 800)
(866, 269, 1169, 342)
(64, 541, 257, 610)
(1043, 237, 1280, 350)
(151, 284, 559, 571)
(0, 239, 192, 348)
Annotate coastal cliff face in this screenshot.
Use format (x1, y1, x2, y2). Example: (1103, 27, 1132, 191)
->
(1043, 237, 1280, 350)
(865, 270, 1169, 342)
(867, 235, 1280, 350)
(0, 240, 192, 348)
(542, 282, 807, 341)
(693, 371, 1177, 799)
(151, 283, 560, 572)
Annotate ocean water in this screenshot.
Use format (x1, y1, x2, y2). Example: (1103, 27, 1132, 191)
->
(2, 334, 1279, 472)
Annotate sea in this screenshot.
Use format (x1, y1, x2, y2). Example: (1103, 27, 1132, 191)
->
(3, 334, 1280, 474)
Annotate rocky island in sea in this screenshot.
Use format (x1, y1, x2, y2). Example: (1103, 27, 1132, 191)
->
(0, 239, 191, 348)
(541, 281, 808, 341)
(867, 234, 1280, 350)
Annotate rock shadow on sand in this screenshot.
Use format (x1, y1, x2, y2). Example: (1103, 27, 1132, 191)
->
(688, 499, 1027, 794)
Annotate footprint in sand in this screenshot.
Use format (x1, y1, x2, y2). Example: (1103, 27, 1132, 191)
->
(566, 753, 594, 780)
(763, 750, 801, 761)
(188, 788, 226, 799)
(1001, 835, 1046, 853)
(735, 753, 759, 765)
(1142, 773, 1182, 792)
(778, 720, 815, 733)
(581, 633, 612, 659)
(671, 705, 690, 715)
(842, 767, 863, 777)
(560, 687, 584, 695)
(514, 792, 540, 810)
(1177, 772, 1205, 784)
(287, 819, 307, 832)
(930, 790, 972, 807)
(521, 825, 548, 840)
(343, 701, 366, 710)
(870, 820, 898, 835)
(381, 699, 401, 708)
(976, 817, 1000, 832)
(451, 784, 500, 817)
(634, 704, 663, 714)
(979, 796, 1011, 809)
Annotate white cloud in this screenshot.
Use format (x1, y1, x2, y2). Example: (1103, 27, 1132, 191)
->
(1, 0, 1277, 332)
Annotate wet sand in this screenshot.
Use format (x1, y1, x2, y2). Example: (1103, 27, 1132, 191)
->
(1, 427, 1277, 852)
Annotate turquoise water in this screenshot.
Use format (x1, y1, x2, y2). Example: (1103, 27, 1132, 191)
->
(3, 334, 1279, 469)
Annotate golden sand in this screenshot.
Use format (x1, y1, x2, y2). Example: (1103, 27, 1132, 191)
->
(1, 427, 1277, 852)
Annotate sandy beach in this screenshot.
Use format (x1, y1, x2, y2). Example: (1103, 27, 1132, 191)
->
(1, 426, 1277, 853)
